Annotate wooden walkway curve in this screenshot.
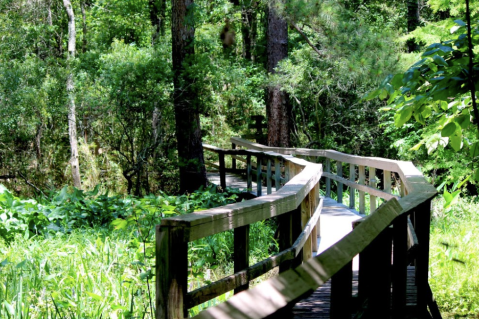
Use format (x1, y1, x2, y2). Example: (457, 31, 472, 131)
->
(156, 138, 441, 319)
(208, 172, 422, 318)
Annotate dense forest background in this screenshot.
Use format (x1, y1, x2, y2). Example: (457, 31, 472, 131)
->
(1, 0, 466, 197)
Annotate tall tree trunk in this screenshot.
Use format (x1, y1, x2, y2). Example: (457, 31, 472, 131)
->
(80, 0, 87, 53)
(241, 2, 257, 60)
(407, 0, 420, 52)
(171, 0, 208, 193)
(63, 0, 81, 189)
(266, 4, 289, 147)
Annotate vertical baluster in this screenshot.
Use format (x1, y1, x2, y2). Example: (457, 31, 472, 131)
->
(231, 143, 237, 170)
(311, 182, 320, 252)
(292, 205, 303, 268)
(358, 165, 365, 214)
(400, 179, 406, 197)
(337, 161, 343, 204)
(219, 151, 226, 190)
(256, 156, 262, 196)
(246, 155, 252, 191)
(278, 211, 293, 273)
(301, 193, 312, 261)
(384, 170, 391, 194)
(392, 214, 407, 318)
(267, 158, 272, 194)
(234, 225, 250, 294)
(156, 225, 188, 319)
(369, 167, 377, 213)
(285, 160, 290, 182)
(358, 224, 392, 317)
(349, 164, 356, 210)
(275, 158, 282, 190)
(414, 200, 432, 313)
(325, 158, 331, 197)
(331, 261, 353, 319)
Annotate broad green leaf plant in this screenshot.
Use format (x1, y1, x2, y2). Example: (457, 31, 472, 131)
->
(367, 9, 478, 207)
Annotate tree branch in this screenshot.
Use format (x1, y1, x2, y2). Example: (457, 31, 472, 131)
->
(290, 22, 324, 57)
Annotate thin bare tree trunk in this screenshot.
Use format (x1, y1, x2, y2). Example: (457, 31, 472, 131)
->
(266, 3, 290, 147)
(63, 0, 81, 189)
(80, 0, 87, 53)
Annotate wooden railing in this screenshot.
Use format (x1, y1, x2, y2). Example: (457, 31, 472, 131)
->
(156, 145, 322, 319)
(156, 137, 438, 319)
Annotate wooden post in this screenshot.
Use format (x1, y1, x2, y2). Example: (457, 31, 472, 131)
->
(275, 158, 282, 190)
(156, 225, 188, 319)
(231, 143, 237, 170)
(234, 225, 250, 294)
(246, 155, 252, 191)
(384, 170, 391, 194)
(358, 165, 365, 214)
(330, 261, 353, 319)
(414, 200, 432, 314)
(349, 164, 356, 210)
(219, 152, 226, 190)
(392, 214, 408, 318)
(337, 161, 343, 204)
(325, 158, 331, 197)
(256, 156, 262, 196)
(301, 193, 312, 261)
(369, 167, 377, 213)
(266, 159, 272, 194)
(278, 211, 293, 273)
(358, 226, 392, 317)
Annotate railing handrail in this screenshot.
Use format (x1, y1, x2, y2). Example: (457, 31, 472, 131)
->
(160, 150, 321, 240)
(157, 138, 438, 319)
(157, 146, 322, 319)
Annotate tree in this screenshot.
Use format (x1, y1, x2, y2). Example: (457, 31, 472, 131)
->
(407, 0, 421, 52)
(171, 0, 208, 193)
(63, 0, 82, 189)
(266, 0, 290, 147)
(368, 10, 479, 192)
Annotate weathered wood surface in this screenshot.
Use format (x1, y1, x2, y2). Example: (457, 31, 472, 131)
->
(291, 267, 419, 319)
(157, 139, 439, 319)
(191, 199, 404, 319)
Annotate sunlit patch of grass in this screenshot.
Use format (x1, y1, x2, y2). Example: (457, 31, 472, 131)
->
(0, 229, 153, 318)
(430, 197, 479, 317)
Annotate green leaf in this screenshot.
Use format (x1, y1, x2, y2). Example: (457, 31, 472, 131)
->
(390, 74, 403, 89)
(450, 135, 462, 151)
(432, 55, 448, 67)
(110, 218, 128, 230)
(394, 106, 413, 127)
(475, 169, 479, 182)
(86, 292, 103, 301)
(470, 142, 479, 157)
(441, 122, 457, 137)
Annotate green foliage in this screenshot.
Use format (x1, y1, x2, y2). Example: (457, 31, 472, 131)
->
(368, 17, 479, 188)
(430, 197, 479, 316)
(0, 185, 278, 318)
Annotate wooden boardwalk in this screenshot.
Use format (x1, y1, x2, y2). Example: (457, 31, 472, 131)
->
(207, 172, 422, 318)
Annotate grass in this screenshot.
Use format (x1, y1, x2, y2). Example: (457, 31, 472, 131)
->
(1, 184, 478, 318)
(0, 221, 277, 318)
(430, 197, 479, 317)
(0, 229, 151, 318)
